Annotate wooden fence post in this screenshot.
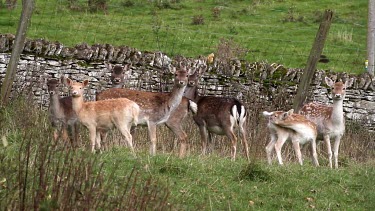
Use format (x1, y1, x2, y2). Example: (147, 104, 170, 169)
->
(367, 0, 375, 76)
(0, 0, 35, 106)
(292, 9, 333, 112)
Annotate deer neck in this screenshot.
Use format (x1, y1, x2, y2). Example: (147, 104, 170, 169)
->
(330, 98, 344, 125)
(112, 82, 124, 89)
(50, 93, 63, 116)
(71, 95, 84, 116)
(184, 85, 199, 102)
(168, 84, 186, 110)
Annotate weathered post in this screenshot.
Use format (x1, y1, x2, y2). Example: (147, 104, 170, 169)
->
(0, 0, 35, 106)
(367, 0, 375, 76)
(293, 10, 333, 112)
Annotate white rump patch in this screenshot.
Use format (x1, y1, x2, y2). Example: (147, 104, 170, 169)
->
(232, 105, 238, 122)
(189, 100, 198, 114)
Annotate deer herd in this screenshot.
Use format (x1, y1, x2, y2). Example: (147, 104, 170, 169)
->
(46, 59, 354, 169)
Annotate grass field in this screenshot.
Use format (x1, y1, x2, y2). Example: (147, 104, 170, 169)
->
(0, 1, 373, 209)
(0, 0, 368, 73)
(0, 92, 374, 210)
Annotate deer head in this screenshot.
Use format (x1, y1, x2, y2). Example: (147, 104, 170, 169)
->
(46, 78, 60, 95)
(325, 77, 353, 101)
(67, 78, 89, 98)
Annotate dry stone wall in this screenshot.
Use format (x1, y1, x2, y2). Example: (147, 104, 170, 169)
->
(0, 34, 374, 130)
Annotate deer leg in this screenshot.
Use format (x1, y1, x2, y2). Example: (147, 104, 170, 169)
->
(333, 136, 342, 169)
(88, 127, 97, 153)
(165, 122, 188, 158)
(147, 123, 157, 156)
(197, 125, 209, 156)
(310, 139, 319, 167)
(118, 124, 135, 156)
(224, 128, 237, 161)
(274, 135, 287, 165)
(239, 121, 250, 161)
(73, 123, 80, 148)
(96, 130, 102, 153)
(61, 125, 70, 143)
(292, 140, 303, 165)
(324, 135, 333, 168)
(53, 128, 59, 141)
(265, 134, 277, 165)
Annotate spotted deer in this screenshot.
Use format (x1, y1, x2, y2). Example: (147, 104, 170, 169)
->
(96, 66, 191, 156)
(66, 78, 140, 154)
(187, 65, 250, 161)
(299, 77, 354, 168)
(46, 78, 79, 146)
(263, 109, 319, 166)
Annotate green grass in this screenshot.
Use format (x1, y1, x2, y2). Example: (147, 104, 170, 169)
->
(0, 0, 368, 73)
(0, 95, 374, 210)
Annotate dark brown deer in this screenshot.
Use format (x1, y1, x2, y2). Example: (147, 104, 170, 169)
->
(67, 78, 140, 154)
(299, 77, 354, 168)
(106, 63, 131, 88)
(46, 78, 79, 146)
(96, 66, 191, 156)
(262, 109, 319, 166)
(187, 65, 250, 161)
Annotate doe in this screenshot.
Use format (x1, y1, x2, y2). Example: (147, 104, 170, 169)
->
(96, 65, 191, 156)
(188, 64, 250, 161)
(263, 109, 319, 166)
(299, 77, 354, 168)
(46, 77, 79, 146)
(67, 78, 140, 154)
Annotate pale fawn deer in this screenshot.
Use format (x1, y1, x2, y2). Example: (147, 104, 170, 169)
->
(96, 65, 191, 156)
(66, 78, 140, 154)
(188, 65, 250, 161)
(299, 77, 354, 168)
(47, 77, 79, 146)
(263, 109, 319, 166)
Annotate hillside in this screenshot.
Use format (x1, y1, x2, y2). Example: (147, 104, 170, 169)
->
(0, 0, 368, 73)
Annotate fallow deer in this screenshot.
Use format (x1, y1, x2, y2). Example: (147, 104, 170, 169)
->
(263, 109, 319, 166)
(187, 65, 250, 161)
(66, 78, 140, 154)
(299, 77, 354, 168)
(96, 66, 191, 156)
(107, 63, 131, 88)
(46, 78, 79, 146)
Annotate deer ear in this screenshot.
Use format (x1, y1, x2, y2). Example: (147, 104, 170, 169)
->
(105, 63, 112, 71)
(287, 109, 294, 115)
(83, 79, 89, 87)
(60, 75, 67, 85)
(66, 78, 73, 86)
(325, 77, 335, 87)
(345, 78, 354, 88)
(282, 111, 290, 120)
(123, 64, 129, 73)
(170, 66, 176, 74)
(188, 67, 195, 75)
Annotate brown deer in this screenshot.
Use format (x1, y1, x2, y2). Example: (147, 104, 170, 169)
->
(299, 77, 354, 168)
(263, 109, 319, 166)
(96, 66, 191, 156)
(106, 63, 131, 88)
(66, 78, 140, 154)
(187, 65, 249, 161)
(46, 78, 79, 146)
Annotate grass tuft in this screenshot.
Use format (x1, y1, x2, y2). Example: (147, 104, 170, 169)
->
(237, 161, 271, 182)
